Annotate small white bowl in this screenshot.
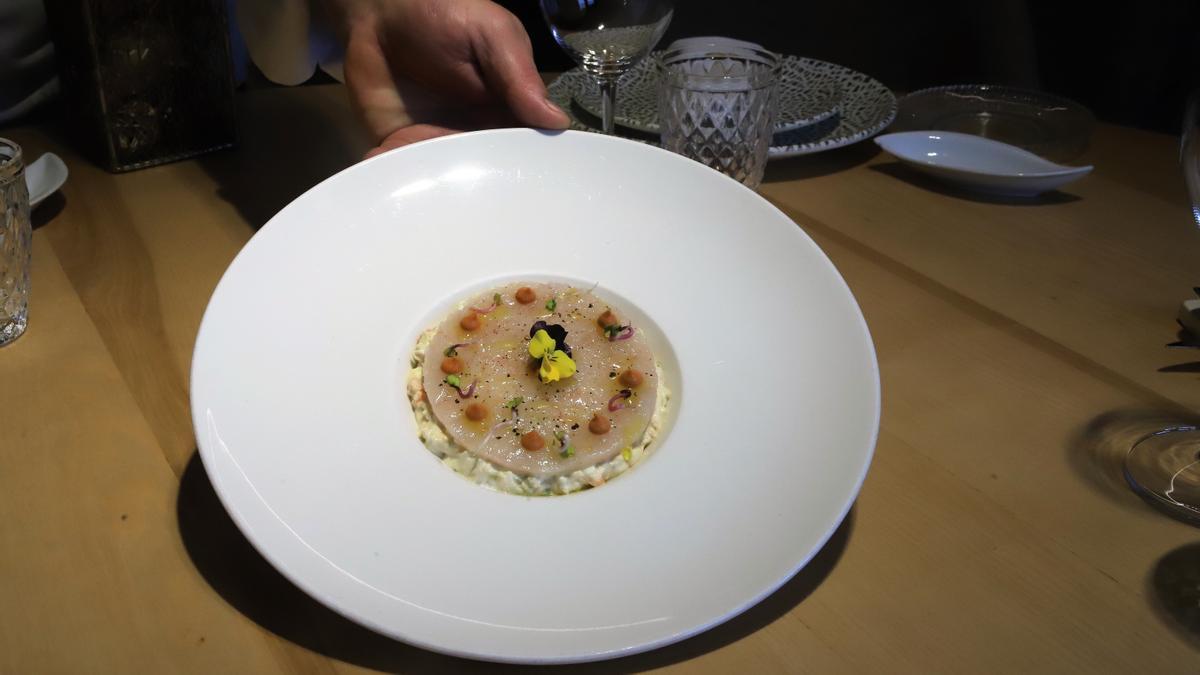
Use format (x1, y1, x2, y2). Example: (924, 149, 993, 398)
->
(874, 131, 1092, 197)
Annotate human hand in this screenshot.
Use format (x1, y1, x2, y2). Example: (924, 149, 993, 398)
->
(328, 0, 570, 157)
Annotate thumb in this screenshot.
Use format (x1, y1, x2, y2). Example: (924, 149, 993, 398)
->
(365, 124, 464, 159)
(472, 9, 571, 130)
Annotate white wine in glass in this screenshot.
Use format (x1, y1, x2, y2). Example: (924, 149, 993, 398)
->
(540, 0, 674, 134)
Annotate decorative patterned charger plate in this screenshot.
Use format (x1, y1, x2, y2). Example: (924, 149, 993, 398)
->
(573, 55, 841, 134)
(549, 56, 897, 158)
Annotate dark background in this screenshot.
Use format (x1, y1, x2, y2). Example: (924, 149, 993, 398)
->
(501, 0, 1200, 134)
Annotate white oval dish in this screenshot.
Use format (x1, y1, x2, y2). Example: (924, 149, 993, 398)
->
(191, 129, 880, 664)
(874, 130, 1093, 196)
(24, 152, 68, 208)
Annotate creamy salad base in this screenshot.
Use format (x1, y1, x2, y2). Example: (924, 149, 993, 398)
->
(406, 329, 670, 496)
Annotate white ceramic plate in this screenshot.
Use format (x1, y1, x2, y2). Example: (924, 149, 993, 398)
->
(191, 129, 879, 664)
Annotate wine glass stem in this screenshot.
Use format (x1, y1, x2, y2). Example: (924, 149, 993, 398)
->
(598, 77, 618, 135)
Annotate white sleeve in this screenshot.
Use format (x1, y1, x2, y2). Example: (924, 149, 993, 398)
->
(235, 0, 345, 85)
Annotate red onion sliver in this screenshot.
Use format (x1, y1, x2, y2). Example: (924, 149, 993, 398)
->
(444, 342, 470, 356)
(607, 325, 636, 342)
(607, 389, 632, 412)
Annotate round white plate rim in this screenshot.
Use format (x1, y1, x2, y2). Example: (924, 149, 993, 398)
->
(191, 128, 880, 664)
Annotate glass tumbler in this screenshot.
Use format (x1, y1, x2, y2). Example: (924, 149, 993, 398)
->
(658, 42, 780, 189)
(0, 138, 31, 346)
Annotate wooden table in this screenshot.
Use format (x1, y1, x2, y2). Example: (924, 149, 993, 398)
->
(4, 83, 1200, 673)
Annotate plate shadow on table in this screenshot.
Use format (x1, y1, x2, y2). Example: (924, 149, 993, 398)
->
(197, 88, 372, 231)
(177, 451, 853, 672)
(868, 162, 1083, 206)
(31, 192, 66, 231)
(1065, 407, 1200, 512)
(1149, 541, 1200, 652)
(1158, 362, 1200, 374)
(1159, 326, 1200, 373)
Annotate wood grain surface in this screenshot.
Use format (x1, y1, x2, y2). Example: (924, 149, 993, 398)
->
(2, 83, 1199, 674)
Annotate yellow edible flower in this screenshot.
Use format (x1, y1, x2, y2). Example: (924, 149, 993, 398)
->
(539, 350, 577, 383)
(529, 329, 556, 359)
(529, 329, 576, 383)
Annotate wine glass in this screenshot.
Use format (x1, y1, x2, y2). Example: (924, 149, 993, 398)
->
(539, 0, 674, 135)
(1123, 90, 1200, 525)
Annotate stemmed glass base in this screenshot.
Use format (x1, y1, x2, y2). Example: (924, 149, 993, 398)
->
(597, 77, 618, 135)
(1125, 89, 1200, 526)
(1125, 426, 1200, 525)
